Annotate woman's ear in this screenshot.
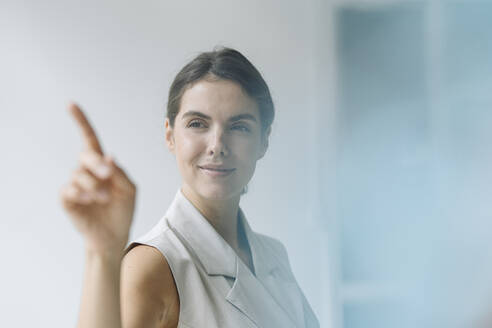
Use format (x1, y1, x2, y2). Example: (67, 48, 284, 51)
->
(257, 125, 271, 160)
(165, 118, 175, 154)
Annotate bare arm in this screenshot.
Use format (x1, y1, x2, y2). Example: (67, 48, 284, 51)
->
(121, 245, 180, 328)
(60, 103, 178, 328)
(77, 250, 124, 328)
(60, 103, 136, 328)
(76, 245, 180, 328)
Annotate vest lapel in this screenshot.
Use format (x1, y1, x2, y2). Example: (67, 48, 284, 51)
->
(166, 189, 237, 277)
(166, 189, 303, 327)
(226, 258, 300, 328)
(227, 209, 304, 327)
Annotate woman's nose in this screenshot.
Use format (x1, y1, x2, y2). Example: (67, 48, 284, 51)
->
(207, 129, 229, 158)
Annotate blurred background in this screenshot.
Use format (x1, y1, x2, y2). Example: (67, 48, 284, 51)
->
(1, 0, 492, 327)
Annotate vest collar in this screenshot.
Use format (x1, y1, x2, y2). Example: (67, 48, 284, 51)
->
(165, 188, 277, 279)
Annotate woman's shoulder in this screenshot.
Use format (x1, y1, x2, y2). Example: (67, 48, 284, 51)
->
(124, 213, 188, 261)
(122, 244, 173, 284)
(121, 244, 178, 299)
(121, 244, 180, 327)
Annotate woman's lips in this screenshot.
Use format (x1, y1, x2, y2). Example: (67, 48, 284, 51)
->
(198, 166, 235, 177)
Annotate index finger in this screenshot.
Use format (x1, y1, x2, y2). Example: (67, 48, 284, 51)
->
(68, 102, 104, 155)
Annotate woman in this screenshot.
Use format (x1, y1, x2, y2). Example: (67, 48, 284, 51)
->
(60, 47, 319, 328)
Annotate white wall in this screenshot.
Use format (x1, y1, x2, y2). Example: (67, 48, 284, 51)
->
(0, 0, 332, 327)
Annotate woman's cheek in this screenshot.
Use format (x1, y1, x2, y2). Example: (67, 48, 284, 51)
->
(241, 140, 261, 162)
(240, 144, 260, 174)
(180, 133, 203, 158)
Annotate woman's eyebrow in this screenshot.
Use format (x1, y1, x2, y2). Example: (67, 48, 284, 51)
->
(229, 113, 257, 123)
(182, 110, 210, 120)
(181, 111, 257, 122)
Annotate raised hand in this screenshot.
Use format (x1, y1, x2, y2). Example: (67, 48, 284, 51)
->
(60, 103, 137, 255)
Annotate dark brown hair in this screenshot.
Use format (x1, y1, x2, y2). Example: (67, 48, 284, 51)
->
(166, 46, 275, 136)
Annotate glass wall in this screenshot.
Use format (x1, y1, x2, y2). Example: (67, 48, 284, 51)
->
(334, 1, 492, 327)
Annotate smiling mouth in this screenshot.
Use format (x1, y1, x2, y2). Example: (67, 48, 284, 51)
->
(199, 167, 234, 171)
(198, 166, 236, 176)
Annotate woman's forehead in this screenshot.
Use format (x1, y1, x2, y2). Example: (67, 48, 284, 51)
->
(179, 79, 259, 119)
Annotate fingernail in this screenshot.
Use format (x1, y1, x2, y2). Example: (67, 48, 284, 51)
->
(96, 164, 111, 178)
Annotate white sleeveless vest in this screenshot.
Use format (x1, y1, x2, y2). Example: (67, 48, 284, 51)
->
(126, 189, 319, 328)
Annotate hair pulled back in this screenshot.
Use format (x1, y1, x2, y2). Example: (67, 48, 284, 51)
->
(166, 46, 275, 136)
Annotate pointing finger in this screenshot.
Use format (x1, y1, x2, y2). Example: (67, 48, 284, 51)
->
(79, 150, 113, 180)
(68, 102, 104, 155)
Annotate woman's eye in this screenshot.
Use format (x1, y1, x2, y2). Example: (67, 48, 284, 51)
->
(188, 120, 205, 128)
(231, 125, 250, 132)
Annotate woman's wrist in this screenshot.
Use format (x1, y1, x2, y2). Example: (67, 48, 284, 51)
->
(84, 246, 125, 267)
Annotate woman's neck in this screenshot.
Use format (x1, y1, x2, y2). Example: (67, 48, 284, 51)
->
(181, 185, 241, 250)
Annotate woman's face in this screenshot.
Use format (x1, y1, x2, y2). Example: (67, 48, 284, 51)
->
(165, 78, 270, 201)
